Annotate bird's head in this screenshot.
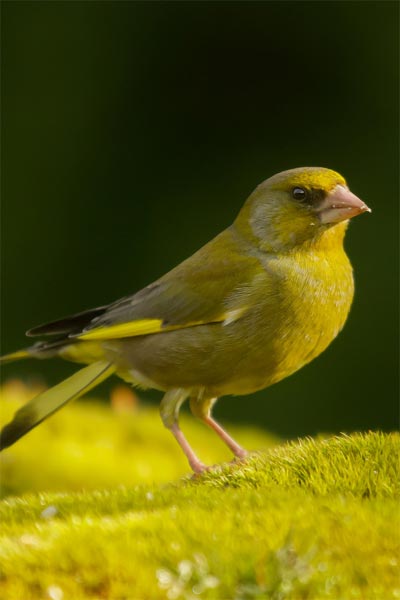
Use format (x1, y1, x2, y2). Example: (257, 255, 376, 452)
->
(235, 167, 371, 253)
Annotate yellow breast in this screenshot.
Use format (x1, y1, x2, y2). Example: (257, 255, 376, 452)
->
(264, 245, 354, 385)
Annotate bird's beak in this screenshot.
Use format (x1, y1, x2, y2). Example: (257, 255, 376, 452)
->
(316, 185, 371, 224)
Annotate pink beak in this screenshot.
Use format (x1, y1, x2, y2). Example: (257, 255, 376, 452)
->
(316, 185, 371, 224)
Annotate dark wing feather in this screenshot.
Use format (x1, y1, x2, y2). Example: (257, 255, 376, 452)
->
(26, 306, 108, 337)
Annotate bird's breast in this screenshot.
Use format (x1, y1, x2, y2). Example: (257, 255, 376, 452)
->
(250, 248, 355, 388)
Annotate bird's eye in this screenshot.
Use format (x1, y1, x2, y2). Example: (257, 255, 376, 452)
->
(292, 187, 307, 201)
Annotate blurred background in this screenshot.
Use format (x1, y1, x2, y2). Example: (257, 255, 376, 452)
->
(2, 1, 398, 438)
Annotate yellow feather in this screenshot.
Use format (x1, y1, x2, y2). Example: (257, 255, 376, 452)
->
(59, 341, 108, 363)
(0, 349, 30, 363)
(77, 318, 164, 340)
(76, 309, 247, 342)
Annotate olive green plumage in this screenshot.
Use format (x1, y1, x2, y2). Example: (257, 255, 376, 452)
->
(0, 166, 370, 472)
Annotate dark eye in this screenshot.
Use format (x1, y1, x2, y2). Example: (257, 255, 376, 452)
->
(292, 187, 307, 201)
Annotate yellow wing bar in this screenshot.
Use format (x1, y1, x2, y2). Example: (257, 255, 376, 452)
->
(77, 318, 217, 341)
(76, 307, 248, 342)
(78, 318, 164, 340)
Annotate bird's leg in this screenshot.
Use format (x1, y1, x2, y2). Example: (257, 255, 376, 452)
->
(160, 389, 207, 474)
(190, 397, 248, 460)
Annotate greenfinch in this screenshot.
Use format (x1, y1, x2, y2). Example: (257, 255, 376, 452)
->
(0, 167, 370, 473)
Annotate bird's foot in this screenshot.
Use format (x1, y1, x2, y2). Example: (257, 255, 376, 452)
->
(190, 462, 224, 479)
(230, 449, 254, 467)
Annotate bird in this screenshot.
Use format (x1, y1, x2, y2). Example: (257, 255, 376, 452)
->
(0, 167, 370, 473)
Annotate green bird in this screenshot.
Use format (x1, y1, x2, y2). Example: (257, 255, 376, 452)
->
(0, 167, 370, 473)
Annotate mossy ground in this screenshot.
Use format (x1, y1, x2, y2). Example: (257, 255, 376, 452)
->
(0, 381, 399, 599)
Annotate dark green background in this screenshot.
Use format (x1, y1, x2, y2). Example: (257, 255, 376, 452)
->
(1, 1, 398, 437)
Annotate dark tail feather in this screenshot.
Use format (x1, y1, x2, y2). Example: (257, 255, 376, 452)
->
(0, 360, 115, 450)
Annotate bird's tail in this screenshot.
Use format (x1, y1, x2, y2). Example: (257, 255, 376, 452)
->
(0, 337, 75, 364)
(0, 349, 32, 364)
(0, 360, 115, 450)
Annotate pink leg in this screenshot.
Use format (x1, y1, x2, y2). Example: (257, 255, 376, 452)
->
(190, 397, 248, 459)
(170, 423, 207, 474)
(160, 389, 207, 474)
(203, 415, 248, 459)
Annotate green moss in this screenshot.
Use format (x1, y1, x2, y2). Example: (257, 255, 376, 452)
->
(0, 388, 399, 599)
(0, 391, 275, 496)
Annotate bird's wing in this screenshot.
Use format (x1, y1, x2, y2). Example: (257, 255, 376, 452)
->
(27, 306, 108, 337)
(28, 229, 262, 342)
(77, 239, 259, 340)
(75, 280, 244, 341)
